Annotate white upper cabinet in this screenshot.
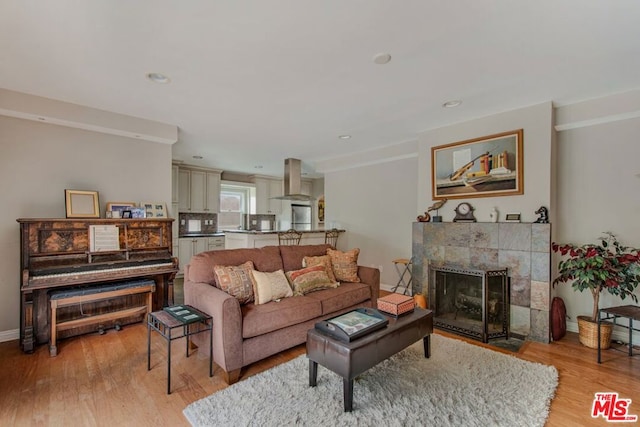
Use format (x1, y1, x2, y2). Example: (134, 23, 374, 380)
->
(254, 177, 283, 215)
(174, 164, 222, 213)
(172, 164, 179, 204)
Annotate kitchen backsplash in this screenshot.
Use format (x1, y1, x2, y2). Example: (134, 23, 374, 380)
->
(245, 214, 276, 231)
(179, 212, 217, 236)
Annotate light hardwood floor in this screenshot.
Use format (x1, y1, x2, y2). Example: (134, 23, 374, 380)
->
(1, 304, 639, 426)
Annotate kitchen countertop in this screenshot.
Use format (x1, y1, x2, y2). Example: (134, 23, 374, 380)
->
(224, 229, 344, 235)
(178, 233, 226, 238)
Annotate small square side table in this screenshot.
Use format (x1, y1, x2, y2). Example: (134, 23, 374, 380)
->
(147, 305, 213, 394)
(598, 305, 640, 364)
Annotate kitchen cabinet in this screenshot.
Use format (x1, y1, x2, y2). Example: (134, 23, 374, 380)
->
(255, 177, 283, 215)
(172, 165, 179, 204)
(301, 179, 312, 196)
(178, 169, 191, 211)
(175, 165, 222, 213)
(178, 237, 208, 275)
(208, 235, 225, 250)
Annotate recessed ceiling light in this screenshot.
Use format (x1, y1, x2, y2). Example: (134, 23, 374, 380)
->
(373, 53, 392, 65)
(339, 135, 352, 140)
(146, 72, 171, 84)
(192, 155, 203, 159)
(443, 100, 462, 108)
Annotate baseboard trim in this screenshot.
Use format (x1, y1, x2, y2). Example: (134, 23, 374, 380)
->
(0, 329, 19, 343)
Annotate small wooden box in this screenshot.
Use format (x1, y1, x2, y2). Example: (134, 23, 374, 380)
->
(377, 294, 415, 317)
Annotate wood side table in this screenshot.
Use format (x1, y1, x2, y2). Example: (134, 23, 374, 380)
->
(598, 305, 640, 363)
(147, 305, 213, 394)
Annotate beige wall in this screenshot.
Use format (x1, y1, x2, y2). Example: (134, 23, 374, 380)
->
(554, 93, 640, 339)
(416, 102, 554, 224)
(0, 115, 173, 339)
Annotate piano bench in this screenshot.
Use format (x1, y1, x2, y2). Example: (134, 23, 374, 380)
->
(49, 279, 156, 357)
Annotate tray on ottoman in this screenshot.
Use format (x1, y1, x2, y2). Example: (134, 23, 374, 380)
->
(377, 293, 415, 317)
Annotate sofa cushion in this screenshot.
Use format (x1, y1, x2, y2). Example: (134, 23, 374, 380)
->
(251, 269, 293, 305)
(286, 265, 339, 296)
(213, 261, 256, 304)
(188, 246, 284, 285)
(305, 282, 372, 314)
(303, 255, 337, 282)
(327, 248, 361, 282)
(279, 244, 332, 272)
(241, 296, 322, 338)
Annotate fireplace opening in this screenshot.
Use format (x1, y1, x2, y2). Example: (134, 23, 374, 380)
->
(429, 265, 509, 343)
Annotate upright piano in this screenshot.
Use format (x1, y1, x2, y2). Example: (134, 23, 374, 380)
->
(18, 218, 179, 353)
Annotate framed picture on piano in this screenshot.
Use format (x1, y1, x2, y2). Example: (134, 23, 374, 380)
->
(65, 189, 100, 218)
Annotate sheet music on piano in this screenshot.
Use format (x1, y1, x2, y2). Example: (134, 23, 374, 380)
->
(89, 225, 120, 252)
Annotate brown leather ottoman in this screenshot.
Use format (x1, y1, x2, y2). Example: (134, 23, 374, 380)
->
(306, 308, 433, 412)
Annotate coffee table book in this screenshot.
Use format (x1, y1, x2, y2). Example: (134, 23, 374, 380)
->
(163, 305, 207, 324)
(314, 308, 388, 342)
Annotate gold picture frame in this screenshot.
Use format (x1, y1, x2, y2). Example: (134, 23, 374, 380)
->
(431, 129, 524, 200)
(65, 190, 100, 218)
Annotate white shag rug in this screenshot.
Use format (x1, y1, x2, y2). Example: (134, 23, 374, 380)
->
(183, 334, 558, 427)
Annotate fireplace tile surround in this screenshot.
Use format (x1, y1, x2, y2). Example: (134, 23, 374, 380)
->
(412, 222, 551, 343)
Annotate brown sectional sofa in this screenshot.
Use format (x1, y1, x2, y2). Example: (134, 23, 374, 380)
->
(184, 244, 380, 384)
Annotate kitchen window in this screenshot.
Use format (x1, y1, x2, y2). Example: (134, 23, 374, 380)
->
(218, 183, 255, 230)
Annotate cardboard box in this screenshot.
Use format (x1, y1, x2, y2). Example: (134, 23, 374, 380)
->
(377, 293, 415, 316)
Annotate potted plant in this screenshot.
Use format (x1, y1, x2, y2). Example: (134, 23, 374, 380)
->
(552, 232, 640, 349)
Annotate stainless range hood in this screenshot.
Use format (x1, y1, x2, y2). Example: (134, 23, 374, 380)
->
(272, 158, 313, 201)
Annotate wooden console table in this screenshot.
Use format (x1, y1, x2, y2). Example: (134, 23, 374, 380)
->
(598, 305, 640, 363)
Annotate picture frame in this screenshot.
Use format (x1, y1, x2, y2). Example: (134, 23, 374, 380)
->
(431, 129, 523, 200)
(505, 213, 521, 223)
(65, 189, 100, 218)
(140, 202, 167, 218)
(121, 210, 132, 219)
(106, 202, 136, 212)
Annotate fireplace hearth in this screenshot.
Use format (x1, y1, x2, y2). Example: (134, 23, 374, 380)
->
(429, 264, 509, 343)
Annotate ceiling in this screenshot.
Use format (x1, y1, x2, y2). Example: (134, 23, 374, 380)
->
(2, 1, 640, 178)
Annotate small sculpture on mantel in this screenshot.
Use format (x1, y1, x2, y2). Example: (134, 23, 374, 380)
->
(417, 212, 431, 222)
(534, 206, 549, 223)
(427, 198, 447, 222)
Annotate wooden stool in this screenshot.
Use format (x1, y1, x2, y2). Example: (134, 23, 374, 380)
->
(392, 258, 412, 295)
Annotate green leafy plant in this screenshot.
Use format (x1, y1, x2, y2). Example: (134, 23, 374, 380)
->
(552, 232, 640, 322)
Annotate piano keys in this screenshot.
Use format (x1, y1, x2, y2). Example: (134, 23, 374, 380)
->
(17, 218, 179, 353)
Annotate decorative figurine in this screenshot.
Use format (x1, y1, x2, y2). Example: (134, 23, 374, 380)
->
(489, 207, 499, 223)
(534, 206, 549, 223)
(427, 198, 447, 222)
(417, 212, 431, 222)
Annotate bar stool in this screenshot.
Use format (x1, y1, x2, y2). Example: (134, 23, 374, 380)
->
(392, 258, 412, 295)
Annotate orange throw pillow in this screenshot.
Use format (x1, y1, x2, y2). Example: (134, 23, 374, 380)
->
(327, 248, 360, 282)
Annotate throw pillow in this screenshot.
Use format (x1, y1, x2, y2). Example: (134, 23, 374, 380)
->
(213, 261, 256, 304)
(285, 265, 339, 296)
(251, 269, 293, 305)
(302, 255, 337, 282)
(327, 248, 360, 282)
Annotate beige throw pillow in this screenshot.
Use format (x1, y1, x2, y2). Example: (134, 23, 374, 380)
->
(212, 261, 256, 304)
(302, 255, 337, 282)
(251, 269, 293, 305)
(327, 248, 360, 282)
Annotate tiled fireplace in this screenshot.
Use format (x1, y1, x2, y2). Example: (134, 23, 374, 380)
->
(412, 222, 551, 343)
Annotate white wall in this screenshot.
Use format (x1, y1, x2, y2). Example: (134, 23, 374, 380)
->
(324, 156, 418, 288)
(0, 115, 173, 339)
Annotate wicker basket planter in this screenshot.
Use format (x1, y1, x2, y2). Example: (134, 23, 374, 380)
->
(577, 315, 613, 349)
